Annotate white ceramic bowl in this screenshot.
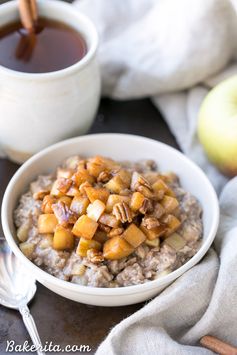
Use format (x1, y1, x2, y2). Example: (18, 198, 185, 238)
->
(1, 134, 219, 306)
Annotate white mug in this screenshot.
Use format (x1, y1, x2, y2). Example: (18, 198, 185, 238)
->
(0, 0, 101, 163)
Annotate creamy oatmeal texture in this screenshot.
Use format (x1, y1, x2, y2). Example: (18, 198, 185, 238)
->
(14, 156, 203, 288)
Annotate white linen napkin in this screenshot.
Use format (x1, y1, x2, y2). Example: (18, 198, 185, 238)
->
(73, 0, 237, 353)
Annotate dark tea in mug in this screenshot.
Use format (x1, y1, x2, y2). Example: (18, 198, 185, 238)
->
(0, 17, 87, 73)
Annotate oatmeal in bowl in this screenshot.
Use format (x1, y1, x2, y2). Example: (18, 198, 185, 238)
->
(2, 134, 219, 306)
(14, 154, 203, 288)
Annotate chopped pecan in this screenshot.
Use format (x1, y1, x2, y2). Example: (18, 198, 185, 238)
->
(113, 202, 133, 223)
(108, 227, 124, 237)
(139, 198, 153, 214)
(56, 177, 73, 194)
(142, 216, 160, 229)
(97, 171, 111, 183)
(52, 201, 77, 226)
(98, 223, 111, 233)
(87, 249, 104, 264)
(131, 172, 152, 192)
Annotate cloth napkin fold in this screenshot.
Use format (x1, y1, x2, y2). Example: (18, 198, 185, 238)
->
(73, 0, 237, 353)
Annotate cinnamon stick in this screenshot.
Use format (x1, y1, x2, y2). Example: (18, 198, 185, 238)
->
(19, 0, 38, 33)
(200, 335, 237, 355)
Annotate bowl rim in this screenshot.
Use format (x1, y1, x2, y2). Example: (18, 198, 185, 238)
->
(1, 133, 220, 296)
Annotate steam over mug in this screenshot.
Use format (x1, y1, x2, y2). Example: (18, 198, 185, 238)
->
(0, 0, 100, 163)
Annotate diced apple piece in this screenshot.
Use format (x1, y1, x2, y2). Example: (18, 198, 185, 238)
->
(84, 186, 109, 203)
(87, 156, 121, 178)
(57, 168, 73, 179)
(94, 231, 108, 243)
(103, 236, 134, 260)
(38, 214, 58, 234)
(70, 195, 90, 215)
(145, 238, 160, 248)
(17, 221, 31, 242)
(86, 156, 106, 178)
(19, 241, 35, 258)
(53, 226, 74, 250)
(72, 215, 98, 239)
(106, 194, 131, 213)
(41, 195, 56, 214)
(59, 196, 72, 207)
(105, 175, 126, 194)
(39, 234, 54, 249)
(122, 223, 146, 248)
(160, 195, 179, 213)
(162, 215, 181, 237)
(72, 169, 95, 186)
(116, 169, 131, 187)
(87, 200, 106, 221)
(99, 213, 120, 228)
(76, 237, 101, 257)
(140, 224, 166, 240)
(130, 192, 145, 211)
(152, 179, 175, 197)
(164, 233, 186, 250)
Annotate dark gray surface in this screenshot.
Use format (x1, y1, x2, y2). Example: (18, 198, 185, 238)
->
(0, 98, 178, 354)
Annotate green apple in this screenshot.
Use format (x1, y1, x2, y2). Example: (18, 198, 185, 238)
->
(198, 75, 237, 177)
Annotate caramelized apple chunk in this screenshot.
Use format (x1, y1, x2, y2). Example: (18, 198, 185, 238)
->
(86, 199, 106, 222)
(160, 195, 179, 213)
(38, 214, 58, 234)
(103, 236, 134, 260)
(76, 237, 101, 257)
(53, 225, 74, 250)
(72, 169, 95, 186)
(72, 215, 98, 239)
(84, 186, 110, 204)
(122, 224, 146, 248)
(70, 195, 90, 215)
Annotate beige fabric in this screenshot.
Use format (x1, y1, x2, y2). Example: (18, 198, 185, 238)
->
(73, 1, 237, 353)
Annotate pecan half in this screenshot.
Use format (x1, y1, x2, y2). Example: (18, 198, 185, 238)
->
(97, 171, 111, 183)
(113, 202, 133, 223)
(52, 201, 77, 226)
(108, 227, 124, 237)
(87, 249, 104, 264)
(142, 216, 160, 229)
(131, 172, 152, 192)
